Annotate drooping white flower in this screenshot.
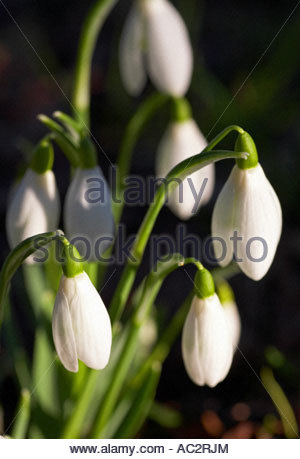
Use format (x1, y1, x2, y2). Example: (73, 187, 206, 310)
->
(156, 118, 215, 220)
(212, 163, 282, 280)
(119, 3, 147, 96)
(119, 0, 193, 97)
(52, 271, 112, 372)
(64, 166, 114, 261)
(6, 168, 60, 259)
(182, 293, 233, 387)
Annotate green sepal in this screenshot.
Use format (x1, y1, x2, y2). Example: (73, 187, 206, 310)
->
(194, 268, 215, 299)
(235, 131, 258, 170)
(171, 97, 192, 123)
(78, 135, 97, 169)
(61, 242, 84, 278)
(30, 138, 54, 174)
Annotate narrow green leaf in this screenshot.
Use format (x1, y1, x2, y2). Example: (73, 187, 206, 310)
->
(12, 389, 31, 439)
(114, 362, 161, 439)
(260, 366, 299, 439)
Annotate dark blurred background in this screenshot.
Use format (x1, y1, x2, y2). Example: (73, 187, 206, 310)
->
(0, 0, 300, 438)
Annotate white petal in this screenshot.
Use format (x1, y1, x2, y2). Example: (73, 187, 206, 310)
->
(67, 272, 112, 370)
(6, 169, 60, 263)
(64, 166, 115, 261)
(52, 278, 78, 373)
(119, 4, 147, 96)
(144, 0, 193, 96)
(211, 166, 238, 267)
(156, 119, 214, 219)
(232, 164, 282, 280)
(182, 294, 233, 387)
(223, 300, 241, 350)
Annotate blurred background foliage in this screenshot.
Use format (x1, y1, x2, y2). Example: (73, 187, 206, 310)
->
(0, 0, 299, 438)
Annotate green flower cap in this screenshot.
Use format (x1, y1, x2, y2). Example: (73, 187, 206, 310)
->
(235, 131, 258, 170)
(171, 97, 192, 123)
(78, 135, 97, 169)
(61, 241, 84, 278)
(30, 138, 54, 174)
(194, 268, 215, 299)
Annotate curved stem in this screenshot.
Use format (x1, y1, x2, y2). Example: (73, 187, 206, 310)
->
(109, 148, 247, 325)
(0, 230, 65, 324)
(204, 124, 244, 151)
(92, 255, 204, 438)
(72, 0, 118, 126)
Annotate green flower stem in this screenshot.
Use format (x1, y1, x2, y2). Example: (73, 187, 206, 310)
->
(113, 92, 170, 223)
(63, 370, 99, 438)
(133, 292, 193, 385)
(38, 115, 80, 167)
(0, 231, 64, 326)
(211, 261, 241, 283)
(93, 255, 203, 438)
(98, 93, 170, 286)
(114, 361, 162, 439)
(62, 324, 129, 438)
(72, 0, 118, 126)
(109, 147, 247, 325)
(203, 124, 244, 151)
(4, 299, 31, 389)
(12, 389, 31, 439)
(260, 366, 299, 439)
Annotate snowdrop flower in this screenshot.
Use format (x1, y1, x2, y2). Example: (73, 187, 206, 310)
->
(64, 165, 114, 261)
(119, 0, 193, 96)
(6, 139, 60, 262)
(52, 242, 112, 372)
(156, 98, 214, 220)
(217, 281, 241, 350)
(212, 132, 282, 281)
(182, 269, 233, 387)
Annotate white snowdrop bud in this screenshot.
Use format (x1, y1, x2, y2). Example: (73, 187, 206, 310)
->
(212, 132, 282, 281)
(182, 269, 233, 387)
(119, 0, 193, 97)
(156, 100, 214, 220)
(52, 243, 112, 372)
(6, 140, 60, 263)
(63, 166, 114, 261)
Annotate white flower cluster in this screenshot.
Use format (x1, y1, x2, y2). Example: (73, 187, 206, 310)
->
(5, 1, 282, 385)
